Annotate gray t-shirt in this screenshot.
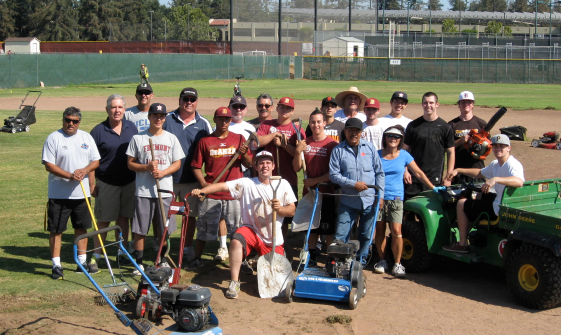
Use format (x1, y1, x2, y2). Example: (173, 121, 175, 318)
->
(42, 129, 101, 199)
(125, 106, 150, 132)
(126, 130, 185, 198)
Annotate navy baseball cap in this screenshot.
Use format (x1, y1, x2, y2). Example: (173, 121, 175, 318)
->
(136, 83, 153, 94)
(321, 96, 337, 107)
(345, 118, 363, 130)
(390, 91, 408, 103)
(148, 103, 167, 114)
(179, 87, 198, 98)
(229, 96, 247, 107)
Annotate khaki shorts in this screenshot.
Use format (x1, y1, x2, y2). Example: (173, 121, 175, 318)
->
(94, 180, 135, 222)
(377, 199, 404, 224)
(196, 198, 241, 241)
(132, 197, 176, 236)
(173, 182, 200, 217)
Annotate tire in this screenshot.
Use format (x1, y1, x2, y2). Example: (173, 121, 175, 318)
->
(556, 142, 561, 150)
(531, 139, 540, 147)
(24, 125, 30, 132)
(136, 296, 147, 318)
(400, 220, 432, 273)
(506, 244, 561, 309)
(11, 127, 16, 133)
(348, 288, 358, 310)
(362, 276, 367, 297)
(285, 280, 294, 303)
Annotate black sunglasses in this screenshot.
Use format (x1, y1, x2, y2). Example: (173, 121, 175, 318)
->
(64, 118, 80, 124)
(136, 91, 152, 96)
(257, 104, 272, 108)
(231, 105, 246, 109)
(182, 97, 197, 103)
(386, 134, 401, 139)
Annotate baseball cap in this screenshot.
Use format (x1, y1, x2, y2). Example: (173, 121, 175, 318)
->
(255, 150, 274, 162)
(384, 127, 404, 137)
(214, 106, 232, 118)
(491, 134, 510, 146)
(278, 97, 295, 109)
(364, 97, 380, 109)
(148, 103, 167, 114)
(459, 91, 475, 101)
(345, 118, 363, 130)
(179, 87, 198, 99)
(321, 96, 337, 107)
(229, 96, 247, 107)
(390, 91, 408, 103)
(136, 83, 153, 94)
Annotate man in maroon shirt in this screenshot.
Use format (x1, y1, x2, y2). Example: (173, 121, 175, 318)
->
(256, 97, 305, 238)
(188, 107, 252, 269)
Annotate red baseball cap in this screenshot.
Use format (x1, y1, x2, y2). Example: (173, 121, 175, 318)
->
(214, 106, 232, 118)
(278, 97, 295, 109)
(364, 97, 380, 109)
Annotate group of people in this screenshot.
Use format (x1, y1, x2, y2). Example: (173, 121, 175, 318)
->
(42, 84, 524, 300)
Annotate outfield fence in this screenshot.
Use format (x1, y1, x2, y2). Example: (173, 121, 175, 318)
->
(0, 53, 302, 89)
(304, 56, 561, 84)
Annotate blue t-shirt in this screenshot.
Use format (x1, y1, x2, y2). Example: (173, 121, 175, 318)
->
(378, 149, 413, 200)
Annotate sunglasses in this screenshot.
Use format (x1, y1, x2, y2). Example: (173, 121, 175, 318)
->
(64, 118, 80, 124)
(182, 97, 197, 103)
(386, 134, 402, 139)
(136, 91, 152, 96)
(231, 105, 245, 109)
(257, 104, 272, 108)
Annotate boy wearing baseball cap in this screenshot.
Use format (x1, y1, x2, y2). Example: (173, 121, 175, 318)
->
(448, 91, 488, 184)
(443, 135, 524, 253)
(187, 107, 252, 269)
(126, 103, 185, 274)
(380, 91, 412, 130)
(361, 97, 388, 150)
(305, 97, 345, 143)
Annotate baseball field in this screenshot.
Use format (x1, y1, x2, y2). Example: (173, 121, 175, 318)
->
(1, 79, 561, 334)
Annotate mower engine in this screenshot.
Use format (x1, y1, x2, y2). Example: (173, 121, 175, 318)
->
(325, 240, 359, 279)
(136, 265, 173, 319)
(531, 131, 560, 148)
(161, 285, 213, 332)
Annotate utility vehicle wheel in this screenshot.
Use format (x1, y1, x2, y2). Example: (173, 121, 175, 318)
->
(400, 220, 432, 273)
(285, 280, 294, 303)
(24, 125, 30, 132)
(11, 127, 16, 133)
(136, 296, 147, 318)
(349, 288, 358, 310)
(506, 244, 561, 309)
(531, 139, 540, 147)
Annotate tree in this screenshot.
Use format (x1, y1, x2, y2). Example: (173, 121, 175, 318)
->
(529, 0, 549, 12)
(299, 27, 313, 41)
(168, 4, 217, 41)
(427, 0, 442, 10)
(442, 18, 458, 33)
(470, 0, 507, 11)
(510, 0, 531, 12)
(378, 0, 401, 10)
(448, 0, 467, 10)
(0, 0, 17, 39)
(8, 0, 35, 36)
(27, 0, 81, 41)
(485, 20, 512, 35)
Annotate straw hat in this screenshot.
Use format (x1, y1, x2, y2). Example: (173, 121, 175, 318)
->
(335, 86, 367, 110)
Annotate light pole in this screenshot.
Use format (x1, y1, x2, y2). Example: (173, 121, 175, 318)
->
(149, 10, 154, 41)
(382, 0, 386, 33)
(548, 1, 561, 41)
(187, 3, 192, 41)
(407, 0, 411, 36)
(429, 3, 442, 38)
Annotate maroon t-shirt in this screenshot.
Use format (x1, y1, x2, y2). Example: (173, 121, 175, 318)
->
(302, 136, 338, 196)
(257, 120, 305, 186)
(191, 132, 248, 200)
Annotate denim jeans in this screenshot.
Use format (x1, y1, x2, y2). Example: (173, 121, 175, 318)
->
(334, 202, 377, 259)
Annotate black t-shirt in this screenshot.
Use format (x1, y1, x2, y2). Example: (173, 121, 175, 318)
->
(305, 119, 345, 143)
(404, 116, 455, 184)
(448, 116, 487, 170)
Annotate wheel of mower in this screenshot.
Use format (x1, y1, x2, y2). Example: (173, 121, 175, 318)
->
(400, 220, 432, 273)
(136, 296, 147, 318)
(11, 127, 16, 134)
(531, 139, 540, 148)
(24, 125, 30, 132)
(506, 244, 561, 309)
(362, 275, 367, 297)
(285, 280, 294, 303)
(348, 288, 358, 310)
(556, 143, 561, 150)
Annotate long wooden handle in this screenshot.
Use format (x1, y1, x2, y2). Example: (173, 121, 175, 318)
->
(149, 138, 167, 240)
(270, 196, 277, 258)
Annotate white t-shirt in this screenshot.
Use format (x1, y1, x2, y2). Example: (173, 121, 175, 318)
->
(227, 177, 297, 247)
(126, 130, 185, 198)
(481, 155, 525, 215)
(228, 121, 254, 172)
(362, 119, 389, 150)
(125, 106, 150, 132)
(379, 114, 412, 132)
(334, 109, 367, 123)
(42, 129, 101, 199)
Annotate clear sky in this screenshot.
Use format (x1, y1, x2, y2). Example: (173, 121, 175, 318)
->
(159, 0, 171, 6)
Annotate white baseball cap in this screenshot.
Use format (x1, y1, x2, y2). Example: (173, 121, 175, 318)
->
(255, 150, 274, 162)
(458, 91, 475, 101)
(491, 134, 510, 146)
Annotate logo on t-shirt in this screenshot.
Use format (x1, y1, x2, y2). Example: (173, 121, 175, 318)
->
(81, 143, 89, 150)
(269, 126, 277, 133)
(210, 147, 236, 158)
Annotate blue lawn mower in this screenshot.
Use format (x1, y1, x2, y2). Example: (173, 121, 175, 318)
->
(285, 185, 381, 309)
(74, 226, 222, 335)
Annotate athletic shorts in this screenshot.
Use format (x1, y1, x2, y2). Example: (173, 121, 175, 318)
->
(283, 184, 298, 225)
(404, 182, 434, 201)
(132, 197, 176, 236)
(94, 180, 135, 222)
(464, 193, 498, 222)
(377, 200, 404, 224)
(196, 198, 241, 241)
(232, 226, 285, 257)
(311, 196, 337, 235)
(173, 182, 200, 217)
(47, 198, 92, 234)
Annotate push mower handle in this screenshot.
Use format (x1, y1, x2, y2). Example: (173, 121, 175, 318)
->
(157, 189, 175, 197)
(74, 226, 121, 246)
(366, 184, 381, 193)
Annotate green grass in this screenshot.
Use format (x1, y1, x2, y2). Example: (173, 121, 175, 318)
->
(0, 79, 558, 110)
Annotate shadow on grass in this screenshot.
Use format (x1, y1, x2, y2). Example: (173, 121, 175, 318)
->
(0, 316, 124, 335)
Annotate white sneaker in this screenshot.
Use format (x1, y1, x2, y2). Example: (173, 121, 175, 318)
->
(392, 263, 406, 278)
(373, 260, 388, 274)
(159, 261, 170, 268)
(133, 264, 145, 276)
(215, 247, 229, 261)
(183, 246, 195, 262)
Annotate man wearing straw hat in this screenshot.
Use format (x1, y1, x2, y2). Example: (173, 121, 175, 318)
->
(334, 86, 367, 123)
(42, 107, 100, 280)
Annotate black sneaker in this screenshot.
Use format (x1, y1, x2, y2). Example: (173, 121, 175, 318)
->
(52, 266, 64, 280)
(75, 262, 89, 274)
(88, 258, 100, 275)
(240, 260, 253, 275)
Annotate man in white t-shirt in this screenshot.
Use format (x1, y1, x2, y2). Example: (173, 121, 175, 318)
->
(125, 83, 153, 132)
(379, 91, 412, 131)
(42, 107, 100, 280)
(443, 135, 524, 253)
(227, 95, 255, 177)
(361, 97, 387, 150)
(191, 151, 296, 299)
(334, 86, 367, 122)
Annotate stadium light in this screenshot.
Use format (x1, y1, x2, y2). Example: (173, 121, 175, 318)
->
(149, 10, 154, 41)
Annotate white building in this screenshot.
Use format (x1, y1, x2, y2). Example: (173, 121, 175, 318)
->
(4, 37, 41, 54)
(322, 36, 364, 57)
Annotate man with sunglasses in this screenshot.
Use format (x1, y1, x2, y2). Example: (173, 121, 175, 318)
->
(228, 96, 256, 177)
(163, 87, 213, 262)
(248, 93, 274, 130)
(125, 83, 154, 132)
(42, 107, 100, 279)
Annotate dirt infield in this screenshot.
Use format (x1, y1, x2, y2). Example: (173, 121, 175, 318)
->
(2, 96, 561, 334)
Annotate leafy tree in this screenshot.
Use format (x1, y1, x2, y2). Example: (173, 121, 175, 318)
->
(8, 0, 35, 36)
(529, 0, 549, 12)
(378, 0, 401, 10)
(442, 18, 457, 33)
(485, 20, 512, 35)
(169, 4, 217, 41)
(509, 0, 531, 12)
(470, 0, 507, 11)
(0, 0, 17, 39)
(448, 0, 467, 10)
(427, 0, 442, 10)
(299, 27, 313, 41)
(27, 0, 81, 41)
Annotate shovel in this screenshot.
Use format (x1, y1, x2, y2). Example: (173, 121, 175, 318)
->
(257, 176, 294, 298)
